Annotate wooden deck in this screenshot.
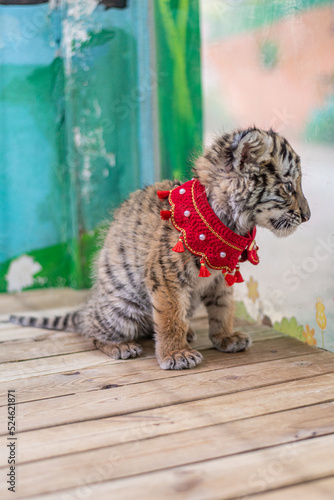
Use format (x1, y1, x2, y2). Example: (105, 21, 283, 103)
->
(1, 289, 334, 499)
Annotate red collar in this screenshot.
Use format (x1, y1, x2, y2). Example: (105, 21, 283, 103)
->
(158, 179, 259, 284)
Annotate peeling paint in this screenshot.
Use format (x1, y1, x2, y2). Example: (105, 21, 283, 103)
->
(58, 0, 100, 74)
(66, 0, 98, 19)
(5, 255, 42, 293)
(73, 125, 116, 201)
(107, 152, 116, 167)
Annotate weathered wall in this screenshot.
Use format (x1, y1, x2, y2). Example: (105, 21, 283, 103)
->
(0, 0, 202, 292)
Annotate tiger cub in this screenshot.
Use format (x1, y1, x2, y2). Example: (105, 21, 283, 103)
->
(10, 128, 310, 370)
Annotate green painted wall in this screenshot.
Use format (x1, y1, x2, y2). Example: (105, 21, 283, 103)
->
(154, 0, 202, 181)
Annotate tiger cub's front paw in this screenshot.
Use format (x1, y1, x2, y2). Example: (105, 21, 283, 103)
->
(211, 331, 252, 353)
(159, 348, 203, 370)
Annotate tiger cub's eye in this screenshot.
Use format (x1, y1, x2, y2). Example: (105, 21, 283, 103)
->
(285, 182, 293, 194)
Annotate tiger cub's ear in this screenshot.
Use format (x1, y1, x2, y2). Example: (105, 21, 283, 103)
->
(226, 129, 270, 173)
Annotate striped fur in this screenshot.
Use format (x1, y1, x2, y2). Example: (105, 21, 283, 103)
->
(9, 128, 310, 370)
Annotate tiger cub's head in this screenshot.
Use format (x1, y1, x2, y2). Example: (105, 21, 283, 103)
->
(195, 128, 311, 237)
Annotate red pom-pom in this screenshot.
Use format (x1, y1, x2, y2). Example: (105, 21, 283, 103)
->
(157, 190, 170, 200)
(160, 210, 171, 220)
(234, 266, 244, 283)
(224, 273, 237, 287)
(172, 235, 185, 253)
(199, 258, 211, 277)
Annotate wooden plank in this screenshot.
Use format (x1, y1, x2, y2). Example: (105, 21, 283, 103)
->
(0, 333, 95, 362)
(0, 349, 119, 382)
(194, 324, 284, 341)
(5, 425, 334, 499)
(250, 330, 285, 341)
(0, 336, 206, 382)
(246, 476, 334, 499)
(0, 351, 333, 434)
(193, 317, 275, 335)
(1, 374, 333, 466)
(0, 325, 281, 383)
(0, 336, 317, 404)
(0, 320, 17, 335)
(27, 435, 334, 500)
(0, 326, 50, 341)
(0, 288, 89, 315)
(0, 327, 280, 363)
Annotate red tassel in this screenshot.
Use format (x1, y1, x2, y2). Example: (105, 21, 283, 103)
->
(157, 190, 170, 200)
(234, 265, 244, 283)
(199, 258, 211, 277)
(160, 210, 171, 220)
(172, 235, 185, 253)
(224, 273, 237, 287)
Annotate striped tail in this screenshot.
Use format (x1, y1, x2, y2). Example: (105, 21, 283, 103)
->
(8, 311, 80, 332)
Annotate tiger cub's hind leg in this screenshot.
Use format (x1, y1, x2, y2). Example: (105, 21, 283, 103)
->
(82, 296, 145, 360)
(202, 278, 251, 353)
